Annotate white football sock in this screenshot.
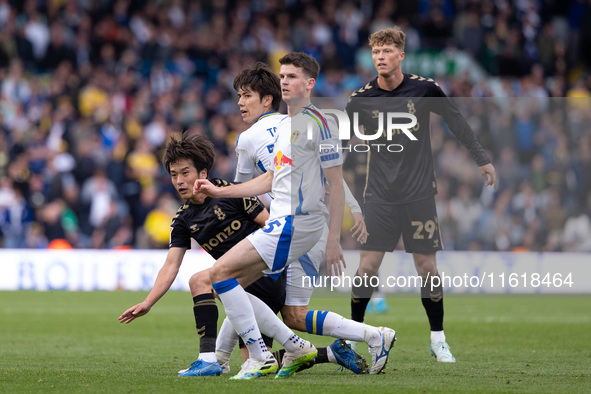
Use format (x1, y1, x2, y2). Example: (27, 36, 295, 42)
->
(246, 293, 302, 351)
(307, 310, 375, 344)
(216, 317, 238, 355)
(431, 330, 446, 343)
(326, 346, 336, 363)
(214, 281, 269, 360)
(199, 352, 217, 363)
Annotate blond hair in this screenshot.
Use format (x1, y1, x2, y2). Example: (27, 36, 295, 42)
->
(369, 27, 406, 51)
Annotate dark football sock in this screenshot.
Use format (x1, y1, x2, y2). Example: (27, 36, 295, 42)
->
(192, 293, 218, 353)
(315, 347, 329, 364)
(351, 269, 377, 322)
(420, 275, 444, 332)
(273, 349, 285, 365)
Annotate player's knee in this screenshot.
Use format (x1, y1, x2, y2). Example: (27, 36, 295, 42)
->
(359, 252, 384, 275)
(209, 266, 224, 284)
(414, 253, 437, 277)
(189, 271, 211, 293)
(358, 263, 380, 277)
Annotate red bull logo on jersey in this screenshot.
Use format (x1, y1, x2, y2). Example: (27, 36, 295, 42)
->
(274, 151, 294, 170)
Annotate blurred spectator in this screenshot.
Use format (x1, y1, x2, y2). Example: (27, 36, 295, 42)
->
(80, 167, 119, 237)
(495, 147, 522, 193)
(141, 193, 178, 248)
(449, 184, 482, 249)
(24, 11, 50, 65)
(561, 205, 591, 252)
(422, 7, 451, 49)
(78, 74, 109, 118)
(38, 199, 68, 244)
(460, 10, 484, 59)
(541, 188, 568, 251)
(126, 136, 159, 188)
(0, 178, 33, 248)
(512, 180, 540, 227)
(2, 59, 31, 103)
(571, 137, 591, 206)
(514, 107, 536, 164)
(43, 22, 76, 70)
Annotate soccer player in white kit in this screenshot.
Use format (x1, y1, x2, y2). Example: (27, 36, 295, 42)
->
(194, 53, 346, 380)
(222, 61, 396, 375)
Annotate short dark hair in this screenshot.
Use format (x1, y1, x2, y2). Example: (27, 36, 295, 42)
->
(278, 52, 320, 80)
(162, 133, 215, 174)
(233, 62, 281, 111)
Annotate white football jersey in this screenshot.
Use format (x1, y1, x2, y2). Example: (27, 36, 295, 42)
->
(270, 104, 342, 219)
(235, 112, 284, 178)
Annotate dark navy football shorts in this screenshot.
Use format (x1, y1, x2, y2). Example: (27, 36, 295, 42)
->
(362, 196, 443, 254)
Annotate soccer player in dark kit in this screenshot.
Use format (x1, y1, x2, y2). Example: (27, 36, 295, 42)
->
(118, 133, 285, 376)
(346, 26, 497, 362)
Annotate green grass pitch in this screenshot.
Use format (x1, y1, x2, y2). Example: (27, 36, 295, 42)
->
(1, 291, 590, 393)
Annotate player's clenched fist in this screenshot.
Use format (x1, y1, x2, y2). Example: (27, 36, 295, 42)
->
(193, 179, 219, 197)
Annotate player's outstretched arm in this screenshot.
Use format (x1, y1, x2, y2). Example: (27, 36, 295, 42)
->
(194, 171, 273, 199)
(324, 165, 345, 276)
(479, 163, 497, 189)
(117, 247, 186, 324)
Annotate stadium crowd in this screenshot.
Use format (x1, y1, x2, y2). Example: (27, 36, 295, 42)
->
(1, 0, 591, 252)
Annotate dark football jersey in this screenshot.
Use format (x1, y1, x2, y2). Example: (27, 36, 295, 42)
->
(346, 74, 490, 204)
(169, 178, 265, 259)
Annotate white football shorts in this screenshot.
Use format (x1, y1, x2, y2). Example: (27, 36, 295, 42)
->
(247, 214, 324, 279)
(285, 222, 328, 306)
